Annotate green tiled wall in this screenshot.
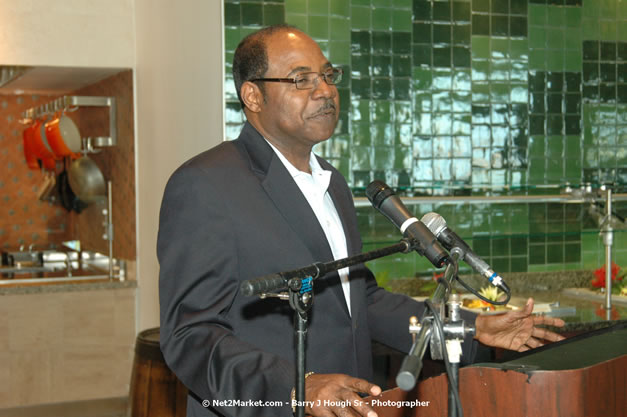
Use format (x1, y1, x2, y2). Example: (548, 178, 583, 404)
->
(224, 0, 627, 278)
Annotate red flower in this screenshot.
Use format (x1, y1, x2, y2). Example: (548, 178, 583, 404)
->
(595, 305, 620, 320)
(591, 262, 623, 288)
(432, 271, 445, 281)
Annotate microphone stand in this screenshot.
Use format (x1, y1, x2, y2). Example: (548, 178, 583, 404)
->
(241, 239, 417, 417)
(396, 249, 475, 417)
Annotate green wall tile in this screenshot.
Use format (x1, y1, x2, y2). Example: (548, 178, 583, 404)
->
(528, 5, 548, 25)
(491, 257, 510, 273)
(546, 28, 564, 51)
(372, 0, 391, 7)
(564, 243, 581, 263)
(285, 12, 307, 30)
(392, 9, 412, 32)
(546, 50, 565, 71)
(263, 4, 284, 26)
(241, 3, 263, 26)
(329, 41, 350, 65)
(453, 24, 471, 45)
(510, 39, 529, 61)
(529, 245, 546, 264)
(353, 122, 372, 146)
(601, 21, 618, 42)
(308, 15, 328, 39)
(510, 257, 528, 272)
(600, 0, 617, 19)
(224, 0, 625, 276)
(330, 17, 351, 41)
(285, 0, 306, 14)
(547, 7, 565, 27)
(329, 0, 349, 16)
(411, 66, 430, 88)
(225, 3, 241, 26)
(308, 0, 328, 15)
(351, 6, 371, 30)
(582, 18, 600, 40)
(564, 7, 582, 28)
(393, 0, 412, 8)
(372, 8, 392, 32)
(224, 27, 240, 52)
(529, 49, 546, 71)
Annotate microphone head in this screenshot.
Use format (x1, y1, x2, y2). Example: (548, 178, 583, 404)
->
(420, 212, 447, 236)
(366, 180, 395, 209)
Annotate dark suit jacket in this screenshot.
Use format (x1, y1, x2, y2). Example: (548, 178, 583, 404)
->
(158, 123, 474, 417)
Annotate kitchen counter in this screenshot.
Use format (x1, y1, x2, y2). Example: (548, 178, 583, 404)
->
(390, 269, 627, 333)
(410, 291, 627, 333)
(498, 291, 627, 333)
(0, 277, 136, 407)
(0, 250, 134, 294)
(0, 277, 136, 295)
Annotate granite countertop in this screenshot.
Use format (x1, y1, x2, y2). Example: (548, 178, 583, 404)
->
(0, 256, 135, 294)
(390, 269, 627, 332)
(0, 276, 136, 295)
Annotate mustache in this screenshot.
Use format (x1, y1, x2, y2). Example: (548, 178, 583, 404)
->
(310, 100, 337, 117)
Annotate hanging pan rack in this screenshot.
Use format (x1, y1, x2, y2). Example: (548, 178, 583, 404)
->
(21, 95, 116, 153)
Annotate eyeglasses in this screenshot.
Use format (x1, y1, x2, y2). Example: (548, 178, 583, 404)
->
(250, 68, 343, 90)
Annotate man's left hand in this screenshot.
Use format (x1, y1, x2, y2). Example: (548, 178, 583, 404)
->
(474, 298, 566, 351)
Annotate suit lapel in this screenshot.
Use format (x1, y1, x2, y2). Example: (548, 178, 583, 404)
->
(237, 123, 353, 317)
(326, 166, 362, 321)
(326, 172, 357, 257)
(237, 123, 335, 268)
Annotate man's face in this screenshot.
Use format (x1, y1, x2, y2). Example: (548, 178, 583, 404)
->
(254, 30, 340, 149)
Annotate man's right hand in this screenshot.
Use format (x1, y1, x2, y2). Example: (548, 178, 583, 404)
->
(303, 373, 380, 417)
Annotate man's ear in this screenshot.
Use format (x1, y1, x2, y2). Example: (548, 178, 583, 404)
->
(241, 81, 263, 113)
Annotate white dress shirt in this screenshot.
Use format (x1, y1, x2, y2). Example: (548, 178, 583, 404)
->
(265, 140, 351, 315)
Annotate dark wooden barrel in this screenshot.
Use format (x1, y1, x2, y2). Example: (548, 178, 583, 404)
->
(128, 327, 187, 417)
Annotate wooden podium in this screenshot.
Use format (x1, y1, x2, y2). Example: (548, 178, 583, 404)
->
(368, 323, 627, 417)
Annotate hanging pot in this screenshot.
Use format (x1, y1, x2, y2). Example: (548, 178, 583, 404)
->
(22, 124, 40, 170)
(57, 168, 88, 213)
(31, 120, 57, 171)
(67, 156, 106, 203)
(45, 113, 82, 159)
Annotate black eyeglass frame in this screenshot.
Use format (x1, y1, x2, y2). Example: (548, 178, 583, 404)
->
(249, 68, 343, 90)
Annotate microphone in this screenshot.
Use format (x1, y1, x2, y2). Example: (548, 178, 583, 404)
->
(365, 181, 449, 268)
(420, 212, 510, 293)
(240, 262, 323, 296)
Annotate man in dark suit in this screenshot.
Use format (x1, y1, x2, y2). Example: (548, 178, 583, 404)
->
(158, 24, 565, 417)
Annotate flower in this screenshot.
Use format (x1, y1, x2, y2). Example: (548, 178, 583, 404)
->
(432, 271, 445, 281)
(479, 286, 505, 302)
(591, 262, 626, 295)
(595, 305, 620, 320)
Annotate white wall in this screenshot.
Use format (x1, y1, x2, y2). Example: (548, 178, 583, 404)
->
(0, 0, 224, 333)
(134, 0, 224, 330)
(0, 0, 135, 67)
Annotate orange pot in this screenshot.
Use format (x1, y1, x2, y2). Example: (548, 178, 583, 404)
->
(22, 124, 40, 170)
(45, 114, 81, 159)
(31, 120, 55, 159)
(40, 156, 56, 171)
(31, 120, 57, 171)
